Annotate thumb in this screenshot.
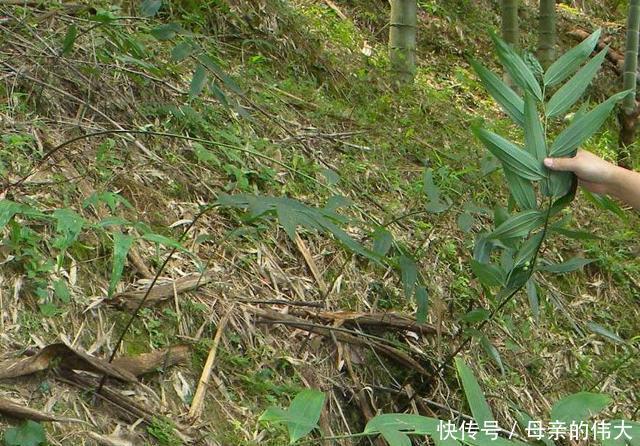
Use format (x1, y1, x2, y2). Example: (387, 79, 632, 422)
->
(544, 157, 577, 172)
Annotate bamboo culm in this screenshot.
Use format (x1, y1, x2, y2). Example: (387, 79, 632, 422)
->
(389, 0, 417, 84)
(538, 0, 556, 69)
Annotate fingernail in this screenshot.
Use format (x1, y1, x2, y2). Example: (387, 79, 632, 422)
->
(544, 158, 553, 168)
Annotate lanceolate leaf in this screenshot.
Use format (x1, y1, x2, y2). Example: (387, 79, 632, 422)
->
(455, 358, 494, 425)
(587, 322, 625, 344)
(260, 389, 325, 445)
(488, 210, 544, 240)
(550, 90, 630, 156)
(513, 232, 544, 267)
(524, 91, 547, 161)
(364, 414, 440, 445)
(469, 59, 524, 126)
(550, 392, 611, 423)
(399, 255, 417, 299)
(470, 260, 505, 287)
(540, 257, 594, 273)
(415, 286, 429, 324)
(546, 47, 608, 118)
(61, 25, 77, 55)
(189, 65, 208, 99)
(503, 168, 537, 210)
(526, 278, 540, 322)
(548, 171, 575, 198)
(544, 28, 601, 87)
(491, 32, 543, 101)
(473, 128, 545, 180)
(109, 232, 134, 298)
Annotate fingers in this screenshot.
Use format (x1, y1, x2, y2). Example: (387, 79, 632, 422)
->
(544, 156, 578, 172)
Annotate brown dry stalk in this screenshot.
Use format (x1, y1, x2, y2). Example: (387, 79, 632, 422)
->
(188, 305, 235, 420)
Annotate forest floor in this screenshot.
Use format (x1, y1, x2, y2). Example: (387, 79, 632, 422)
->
(0, 0, 638, 445)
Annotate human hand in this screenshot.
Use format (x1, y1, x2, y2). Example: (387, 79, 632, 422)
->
(543, 149, 620, 195)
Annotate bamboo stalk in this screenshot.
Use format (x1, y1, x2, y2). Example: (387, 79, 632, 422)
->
(538, 0, 556, 69)
(389, 0, 417, 84)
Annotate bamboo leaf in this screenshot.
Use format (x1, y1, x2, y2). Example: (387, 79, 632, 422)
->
(399, 256, 417, 299)
(479, 335, 505, 376)
(503, 168, 537, 210)
(550, 392, 611, 423)
(544, 28, 602, 87)
(150, 23, 182, 41)
(550, 90, 630, 157)
(488, 209, 544, 240)
(490, 33, 543, 101)
(540, 257, 594, 273)
(61, 25, 77, 55)
(524, 91, 547, 161)
(189, 65, 208, 99)
(260, 389, 325, 444)
(171, 41, 193, 62)
(415, 286, 429, 324)
(140, 0, 162, 17)
(469, 59, 524, 126)
(587, 322, 625, 344)
(526, 278, 540, 322)
(372, 227, 393, 256)
(473, 128, 545, 180)
(548, 171, 575, 198)
(455, 358, 494, 425)
(470, 260, 505, 287)
(514, 232, 544, 268)
(546, 48, 608, 118)
(109, 232, 134, 298)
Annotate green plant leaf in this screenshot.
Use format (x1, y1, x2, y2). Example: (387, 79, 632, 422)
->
(52, 208, 84, 249)
(550, 392, 611, 423)
(61, 24, 77, 55)
(415, 285, 429, 324)
(469, 59, 524, 126)
(540, 257, 594, 273)
(490, 32, 543, 101)
(198, 54, 243, 95)
(150, 23, 182, 41)
(601, 420, 640, 446)
(551, 226, 600, 240)
(455, 358, 494, 425)
(470, 260, 505, 287)
(546, 47, 608, 118)
(457, 212, 474, 232)
(399, 256, 417, 299)
(544, 28, 601, 87)
(524, 91, 547, 161)
(140, 0, 162, 17)
(423, 169, 450, 213)
(0, 200, 23, 230)
(587, 322, 625, 344)
(287, 390, 325, 444)
(526, 278, 539, 322)
(109, 232, 134, 298)
(461, 308, 490, 324)
(276, 202, 297, 240)
(548, 170, 575, 198)
(488, 210, 544, 241)
(142, 233, 190, 253)
(171, 41, 193, 62)
(503, 168, 537, 210)
(259, 389, 325, 444)
(53, 279, 70, 303)
(473, 128, 545, 180)
(550, 90, 630, 157)
(479, 335, 505, 376)
(364, 414, 440, 445)
(513, 232, 544, 268)
(583, 190, 626, 219)
(4, 421, 47, 446)
(372, 228, 393, 256)
(189, 65, 208, 99)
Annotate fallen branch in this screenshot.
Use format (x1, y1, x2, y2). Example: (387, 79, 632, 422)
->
(188, 306, 234, 420)
(249, 306, 431, 376)
(111, 270, 219, 310)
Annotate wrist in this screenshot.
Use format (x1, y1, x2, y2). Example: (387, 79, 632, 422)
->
(605, 166, 633, 198)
